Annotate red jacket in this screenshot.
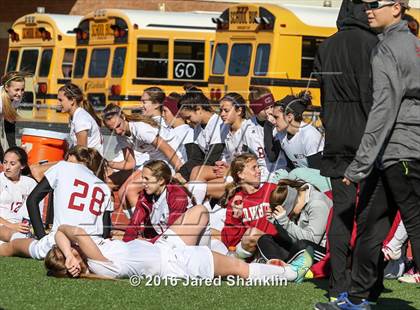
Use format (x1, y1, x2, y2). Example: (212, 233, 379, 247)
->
(221, 183, 278, 247)
(123, 184, 190, 242)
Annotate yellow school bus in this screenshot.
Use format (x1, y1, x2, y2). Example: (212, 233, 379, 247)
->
(5, 12, 81, 122)
(208, 4, 340, 108)
(72, 9, 218, 111)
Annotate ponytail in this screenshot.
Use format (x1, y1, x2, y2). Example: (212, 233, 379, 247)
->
(58, 83, 102, 127)
(277, 91, 312, 122)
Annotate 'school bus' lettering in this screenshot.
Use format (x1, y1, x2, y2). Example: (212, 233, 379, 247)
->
(90, 22, 114, 41)
(229, 7, 258, 25)
(22, 27, 42, 39)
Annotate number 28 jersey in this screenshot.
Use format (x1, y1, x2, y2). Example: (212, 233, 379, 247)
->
(45, 161, 113, 241)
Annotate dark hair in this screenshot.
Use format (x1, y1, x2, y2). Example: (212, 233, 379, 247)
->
(403, 14, 419, 36)
(102, 103, 158, 128)
(248, 86, 272, 103)
(178, 86, 212, 112)
(270, 179, 308, 209)
(4, 146, 31, 176)
(168, 92, 182, 102)
(274, 91, 312, 122)
(58, 83, 102, 127)
(143, 160, 172, 185)
(220, 92, 247, 119)
(143, 87, 166, 112)
(143, 159, 196, 204)
(65, 146, 107, 181)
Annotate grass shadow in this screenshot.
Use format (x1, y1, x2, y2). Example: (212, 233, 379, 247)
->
(309, 278, 330, 299)
(375, 297, 417, 310)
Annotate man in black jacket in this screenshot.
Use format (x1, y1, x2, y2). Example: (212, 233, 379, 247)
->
(313, 0, 378, 301)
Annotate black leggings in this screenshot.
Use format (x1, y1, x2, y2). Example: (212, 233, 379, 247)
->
(257, 232, 326, 264)
(0, 120, 16, 162)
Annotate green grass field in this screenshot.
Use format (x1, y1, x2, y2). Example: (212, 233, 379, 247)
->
(0, 257, 419, 310)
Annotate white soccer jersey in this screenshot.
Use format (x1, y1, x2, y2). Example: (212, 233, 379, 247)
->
(0, 172, 40, 223)
(194, 113, 227, 154)
(87, 238, 213, 280)
(117, 121, 183, 169)
(173, 124, 194, 145)
(152, 115, 169, 129)
(45, 161, 113, 242)
(170, 124, 194, 162)
(249, 117, 288, 173)
(70, 107, 104, 155)
(87, 239, 162, 278)
(276, 122, 324, 168)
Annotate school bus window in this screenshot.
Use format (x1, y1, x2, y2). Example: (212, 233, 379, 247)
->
(6, 50, 19, 72)
(73, 49, 87, 78)
(301, 37, 324, 78)
(228, 44, 252, 76)
(39, 49, 53, 77)
(20, 49, 38, 74)
(62, 49, 75, 78)
(174, 41, 205, 80)
(89, 48, 110, 78)
(254, 44, 270, 76)
(137, 39, 168, 78)
(212, 43, 228, 75)
(111, 47, 126, 78)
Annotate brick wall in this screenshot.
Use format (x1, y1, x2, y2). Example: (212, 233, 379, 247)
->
(70, 0, 231, 15)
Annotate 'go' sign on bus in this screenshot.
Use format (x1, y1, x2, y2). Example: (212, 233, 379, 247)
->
(174, 62, 204, 80)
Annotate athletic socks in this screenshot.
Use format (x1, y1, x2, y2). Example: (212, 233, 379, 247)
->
(188, 182, 207, 205)
(236, 242, 253, 259)
(386, 221, 407, 258)
(198, 225, 211, 247)
(248, 263, 296, 281)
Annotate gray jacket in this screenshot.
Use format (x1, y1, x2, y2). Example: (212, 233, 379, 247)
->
(345, 21, 420, 182)
(273, 184, 332, 247)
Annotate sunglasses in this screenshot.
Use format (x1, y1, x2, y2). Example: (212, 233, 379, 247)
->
(364, 1, 396, 10)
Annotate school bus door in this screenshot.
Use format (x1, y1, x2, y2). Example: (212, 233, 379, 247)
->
(224, 38, 255, 96)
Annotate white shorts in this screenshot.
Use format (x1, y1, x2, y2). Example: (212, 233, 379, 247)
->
(155, 229, 186, 249)
(29, 233, 56, 260)
(159, 244, 214, 280)
(0, 232, 28, 245)
(207, 203, 226, 232)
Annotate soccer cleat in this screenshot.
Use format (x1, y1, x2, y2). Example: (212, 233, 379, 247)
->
(314, 293, 371, 310)
(382, 245, 401, 261)
(305, 269, 314, 279)
(289, 246, 313, 284)
(398, 273, 420, 284)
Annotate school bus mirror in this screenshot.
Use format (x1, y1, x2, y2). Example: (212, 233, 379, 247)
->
(212, 17, 228, 30)
(7, 28, 20, 42)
